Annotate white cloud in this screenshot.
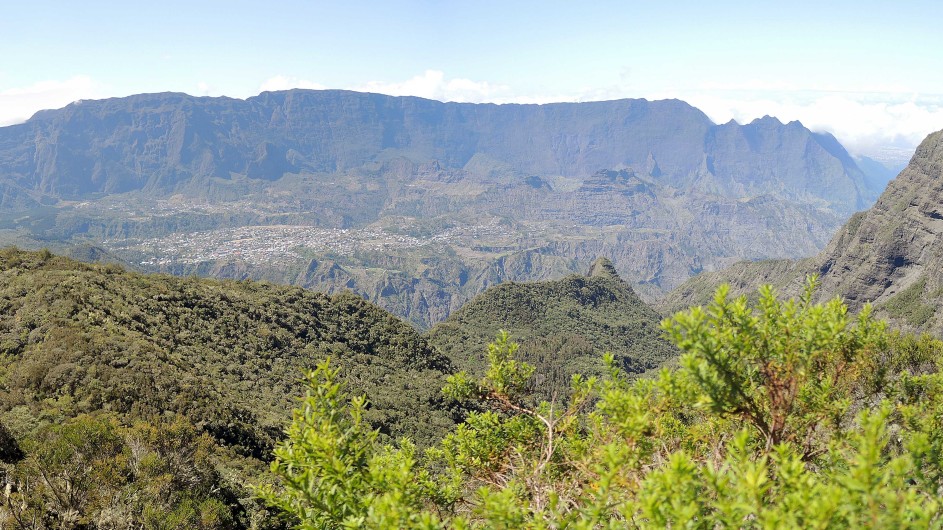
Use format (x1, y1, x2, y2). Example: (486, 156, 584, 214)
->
(195, 81, 232, 97)
(0, 75, 104, 126)
(355, 72, 943, 155)
(356, 70, 509, 103)
(260, 70, 510, 104)
(669, 90, 943, 154)
(258, 70, 943, 156)
(4, 71, 939, 163)
(259, 75, 327, 92)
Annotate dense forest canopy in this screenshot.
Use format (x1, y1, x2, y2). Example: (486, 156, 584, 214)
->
(427, 257, 677, 402)
(0, 248, 459, 528)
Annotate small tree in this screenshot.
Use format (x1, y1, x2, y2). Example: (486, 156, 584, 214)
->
(257, 359, 441, 530)
(663, 277, 885, 456)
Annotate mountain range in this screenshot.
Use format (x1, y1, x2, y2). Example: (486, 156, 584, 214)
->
(0, 91, 884, 206)
(0, 90, 898, 326)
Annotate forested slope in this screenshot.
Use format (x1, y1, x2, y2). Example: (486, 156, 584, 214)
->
(428, 257, 676, 400)
(0, 247, 467, 526)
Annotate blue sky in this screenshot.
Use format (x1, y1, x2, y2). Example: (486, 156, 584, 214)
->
(2, 0, 941, 157)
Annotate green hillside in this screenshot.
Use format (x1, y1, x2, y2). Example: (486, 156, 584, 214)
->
(427, 257, 677, 400)
(0, 247, 464, 526)
(0, 248, 460, 452)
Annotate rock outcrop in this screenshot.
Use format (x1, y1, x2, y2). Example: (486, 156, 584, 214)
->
(663, 129, 943, 334)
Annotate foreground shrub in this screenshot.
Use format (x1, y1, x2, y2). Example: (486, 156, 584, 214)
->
(263, 279, 943, 528)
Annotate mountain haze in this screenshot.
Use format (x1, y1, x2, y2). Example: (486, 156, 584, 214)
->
(0, 91, 878, 210)
(0, 90, 883, 325)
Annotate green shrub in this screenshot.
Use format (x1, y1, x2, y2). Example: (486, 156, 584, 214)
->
(262, 279, 943, 528)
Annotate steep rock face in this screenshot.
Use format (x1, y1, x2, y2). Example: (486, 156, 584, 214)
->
(663, 129, 943, 334)
(0, 91, 870, 211)
(535, 168, 842, 291)
(705, 118, 869, 213)
(814, 130, 943, 327)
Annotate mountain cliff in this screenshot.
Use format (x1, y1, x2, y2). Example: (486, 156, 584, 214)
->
(814, 129, 943, 330)
(663, 128, 943, 334)
(0, 91, 876, 212)
(0, 90, 882, 325)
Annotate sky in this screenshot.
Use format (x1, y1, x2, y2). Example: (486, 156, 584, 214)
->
(2, 0, 942, 160)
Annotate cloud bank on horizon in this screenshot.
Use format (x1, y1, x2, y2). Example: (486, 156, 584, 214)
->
(0, 76, 103, 125)
(2, 70, 939, 162)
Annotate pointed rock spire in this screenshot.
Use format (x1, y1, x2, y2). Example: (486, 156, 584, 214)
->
(587, 257, 621, 280)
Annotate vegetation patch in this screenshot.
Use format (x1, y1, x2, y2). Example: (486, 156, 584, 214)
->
(0, 248, 459, 528)
(262, 279, 943, 528)
(882, 276, 936, 327)
(427, 258, 677, 401)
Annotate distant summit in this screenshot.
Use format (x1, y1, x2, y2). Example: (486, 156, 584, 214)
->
(427, 260, 676, 400)
(588, 256, 620, 279)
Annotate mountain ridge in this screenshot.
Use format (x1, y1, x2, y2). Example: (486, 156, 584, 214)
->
(0, 89, 878, 211)
(662, 128, 943, 335)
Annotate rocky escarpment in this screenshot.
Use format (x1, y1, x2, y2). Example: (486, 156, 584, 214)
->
(812, 130, 943, 330)
(535, 168, 842, 291)
(0, 91, 877, 212)
(663, 129, 943, 334)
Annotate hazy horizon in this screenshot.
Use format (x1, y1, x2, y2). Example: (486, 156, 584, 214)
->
(3, 0, 941, 162)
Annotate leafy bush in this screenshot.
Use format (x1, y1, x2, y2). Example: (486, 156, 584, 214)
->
(263, 278, 943, 528)
(2, 414, 239, 530)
